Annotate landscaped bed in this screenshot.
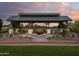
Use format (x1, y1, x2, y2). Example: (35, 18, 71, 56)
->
(0, 46, 79, 56)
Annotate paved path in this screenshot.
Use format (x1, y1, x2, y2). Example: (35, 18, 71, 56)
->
(0, 42, 79, 46)
(0, 34, 79, 46)
(25, 34, 54, 42)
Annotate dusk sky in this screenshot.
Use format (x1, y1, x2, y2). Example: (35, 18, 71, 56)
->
(0, 2, 79, 21)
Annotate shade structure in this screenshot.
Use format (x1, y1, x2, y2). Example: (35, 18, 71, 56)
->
(7, 13, 72, 23)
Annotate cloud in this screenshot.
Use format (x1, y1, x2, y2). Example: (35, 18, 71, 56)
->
(58, 2, 79, 20)
(68, 9, 79, 20)
(0, 2, 79, 20)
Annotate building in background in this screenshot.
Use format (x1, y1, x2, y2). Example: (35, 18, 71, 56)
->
(7, 13, 72, 35)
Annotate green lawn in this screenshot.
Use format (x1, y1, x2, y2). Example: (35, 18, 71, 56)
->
(0, 46, 79, 56)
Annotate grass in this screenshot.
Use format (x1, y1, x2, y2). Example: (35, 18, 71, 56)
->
(0, 46, 79, 56)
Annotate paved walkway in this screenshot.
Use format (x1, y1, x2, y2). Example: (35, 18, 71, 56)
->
(0, 34, 79, 46)
(0, 42, 79, 46)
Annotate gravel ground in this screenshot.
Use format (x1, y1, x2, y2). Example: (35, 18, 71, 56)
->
(0, 34, 79, 46)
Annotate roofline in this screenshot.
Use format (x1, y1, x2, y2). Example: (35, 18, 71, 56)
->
(18, 13, 61, 16)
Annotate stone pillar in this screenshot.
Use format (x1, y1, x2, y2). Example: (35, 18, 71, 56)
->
(28, 29, 33, 34)
(16, 28, 19, 33)
(9, 29, 13, 35)
(52, 29, 54, 34)
(60, 28, 63, 33)
(47, 29, 51, 34)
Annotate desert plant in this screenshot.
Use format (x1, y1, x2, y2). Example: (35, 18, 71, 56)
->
(71, 34, 75, 37)
(52, 35, 56, 38)
(34, 26, 46, 35)
(47, 37, 52, 39)
(71, 23, 79, 33)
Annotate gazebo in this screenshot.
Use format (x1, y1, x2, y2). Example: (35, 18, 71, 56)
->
(7, 13, 72, 34)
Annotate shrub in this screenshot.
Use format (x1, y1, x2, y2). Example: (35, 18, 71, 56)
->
(0, 31, 2, 34)
(20, 35, 32, 39)
(52, 35, 56, 38)
(71, 23, 79, 33)
(47, 37, 52, 39)
(28, 37, 32, 39)
(62, 28, 69, 35)
(72, 34, 75, 37)
(34, 26, 46, 35)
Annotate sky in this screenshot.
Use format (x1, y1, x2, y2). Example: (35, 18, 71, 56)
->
(0, 2, 79, 22)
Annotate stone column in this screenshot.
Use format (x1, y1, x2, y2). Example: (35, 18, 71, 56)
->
(9, 28, 13, 35)
(28, 29, 33, 34)
(16, 28, 19, 33)
(47, 29, 51, 34)
(52, 29, 54, 34)
(60, 28, 63, 33)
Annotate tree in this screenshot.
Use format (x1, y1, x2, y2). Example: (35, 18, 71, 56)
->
(0, 19, 3, 32)
(71, 23, 79, 33)
(62, 28, 69, 36)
